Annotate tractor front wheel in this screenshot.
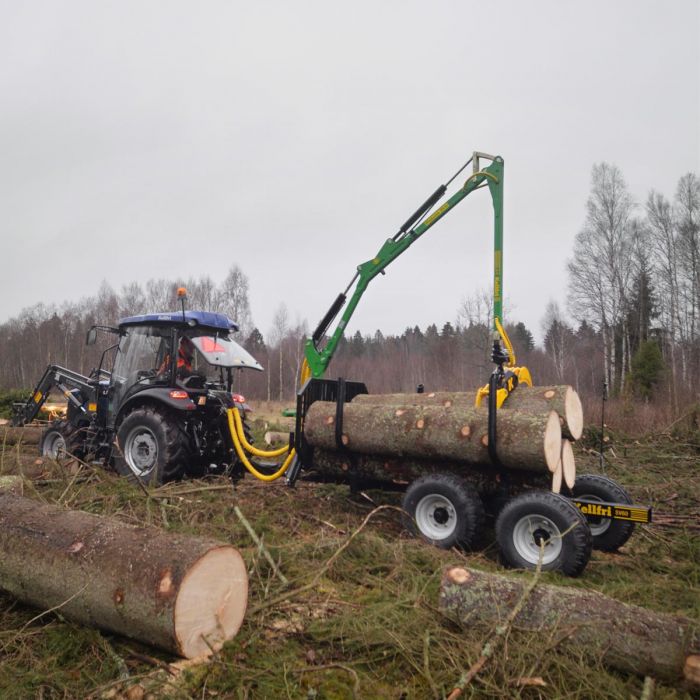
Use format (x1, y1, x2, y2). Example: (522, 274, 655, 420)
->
(115, 407, 191, 485)
(40, 420, 83, 460)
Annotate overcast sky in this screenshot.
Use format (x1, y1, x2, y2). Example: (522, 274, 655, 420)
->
(1, 1, 698, 345)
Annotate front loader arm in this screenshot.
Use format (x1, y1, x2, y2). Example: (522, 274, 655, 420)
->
(11, 365, 96, 426)
(303, 153, 505, 380)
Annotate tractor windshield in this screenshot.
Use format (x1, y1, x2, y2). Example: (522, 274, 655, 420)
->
(188, 333, 263, 371)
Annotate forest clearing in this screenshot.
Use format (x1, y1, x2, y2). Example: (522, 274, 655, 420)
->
(0, 406, 697, 699)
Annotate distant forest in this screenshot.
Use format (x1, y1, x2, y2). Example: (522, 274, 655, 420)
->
(1, 163, 697, 424)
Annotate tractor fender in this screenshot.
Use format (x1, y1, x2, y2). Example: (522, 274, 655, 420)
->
(116, 388, 197, 426)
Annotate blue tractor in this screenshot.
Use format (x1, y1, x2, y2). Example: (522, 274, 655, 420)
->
(12, 309, 263, 485)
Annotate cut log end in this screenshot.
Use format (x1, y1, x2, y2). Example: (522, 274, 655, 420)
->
(561, 439, 576, 489)
(552, 464, 563, 494)
(544, 411, 563, 473)
(174, 546, 248, 659)
(565, 388, 584, 440)
(684, 655, 700, 685)
(446, 567, 471, 584)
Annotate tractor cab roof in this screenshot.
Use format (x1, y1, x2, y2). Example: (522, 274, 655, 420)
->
(118, 311, 239, 332)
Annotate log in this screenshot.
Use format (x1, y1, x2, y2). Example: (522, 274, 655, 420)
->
(308, 448, 550, 493)
(304, 401, 562, 473)
(264, 431, 288, 446)
(0, 493, 248, 658)
(440, 566, 700, 685)
(0, 425, 43, 446)
(353, 385, 584, 441)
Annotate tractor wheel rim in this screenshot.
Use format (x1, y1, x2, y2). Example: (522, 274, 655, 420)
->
(414, 494, 457, 540)
(512, 514, 563, 565)
(124, 428, 158, 477)
(44, 433, 66, 458)
(578, 494, 611, 536)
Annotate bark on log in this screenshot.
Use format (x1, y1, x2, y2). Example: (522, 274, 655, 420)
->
(440, 566, 700, 685)
(0, 426, 43, 446)
(0, 493, 248, 658)
(353, 385, 584, 441)
(308, 448, 551, 493)
(304, 401, 562, 473)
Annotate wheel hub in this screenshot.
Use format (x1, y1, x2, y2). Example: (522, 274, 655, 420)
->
(512, 514, 563, 565)
(125, 429, 158, 476)
(415, 494, 457, 540)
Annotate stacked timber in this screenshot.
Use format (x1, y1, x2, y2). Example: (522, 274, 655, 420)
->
(0, 493, 248, 658)
(304, 385, 583, 491)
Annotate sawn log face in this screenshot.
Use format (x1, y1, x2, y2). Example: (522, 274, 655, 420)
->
(439, 566, 700, 684)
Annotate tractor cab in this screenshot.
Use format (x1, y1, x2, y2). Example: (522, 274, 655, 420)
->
(106, 311, 262, 429)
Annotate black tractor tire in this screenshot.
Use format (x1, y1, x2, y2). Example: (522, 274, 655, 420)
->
(402, 473, 485, 550)
(39, 420, 83, 460)
(114, 407, 191, 486)
(495, 490, 592, 577)
(570, 474, 635, 551)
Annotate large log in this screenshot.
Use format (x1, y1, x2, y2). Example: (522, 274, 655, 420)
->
(440, 566, 700, 685)
(0, 493, 248, 658)
(354, 385, 584, 441)
(308, 448, 551, 492)
(304, 401, 562, 473)
(0, 425, 43, 446)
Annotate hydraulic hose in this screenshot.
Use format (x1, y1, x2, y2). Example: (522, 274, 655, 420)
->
(230, 407, 290, 458)
(226, 408, 295, 482)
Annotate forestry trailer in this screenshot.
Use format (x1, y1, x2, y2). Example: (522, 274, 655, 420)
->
(231, 151, 651, 576)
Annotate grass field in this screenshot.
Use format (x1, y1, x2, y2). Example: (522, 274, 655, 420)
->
(0, 412, 697, 699)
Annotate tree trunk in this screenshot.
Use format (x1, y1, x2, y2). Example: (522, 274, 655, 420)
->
(353, 385, 583, 441)
(439, 566, 700, 685)
(0, 426, 43, 446)
(304, 401, 562, 473)
(0, 493, 248, 659)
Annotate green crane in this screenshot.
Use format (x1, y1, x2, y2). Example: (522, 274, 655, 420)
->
(300, 151, 529, 406)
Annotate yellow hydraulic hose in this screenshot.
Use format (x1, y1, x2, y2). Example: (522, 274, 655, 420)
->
(230, 407, 290, 458)
(227, 408, 295, 482)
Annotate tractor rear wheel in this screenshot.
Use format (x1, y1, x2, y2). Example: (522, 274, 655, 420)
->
(115, 407, 191, 486)
(402, 473, 484, 550)
(570, 474, 635, 551)
(495, 490, 591, 577)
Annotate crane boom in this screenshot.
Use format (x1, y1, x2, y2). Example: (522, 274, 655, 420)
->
(302, 152, 505, 381)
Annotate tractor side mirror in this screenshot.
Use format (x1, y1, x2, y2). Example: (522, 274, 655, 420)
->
(86, 328, 97, 346)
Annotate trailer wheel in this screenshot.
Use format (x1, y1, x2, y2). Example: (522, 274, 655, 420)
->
(571, 474, 635, 551)
(496, 490, 591, 577)
(115, 407, 190, 485)
(402, 473, 484, 549)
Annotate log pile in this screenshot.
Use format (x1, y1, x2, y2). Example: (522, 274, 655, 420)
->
(440, 566, 700, 686)
(303, 385, 583, 491)
(0, 493, 248, 658)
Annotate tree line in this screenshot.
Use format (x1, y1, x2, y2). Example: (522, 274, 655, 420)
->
(0, 163, 697, 421)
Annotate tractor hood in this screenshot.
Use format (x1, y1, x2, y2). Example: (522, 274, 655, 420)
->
(191, 335, 263, 372)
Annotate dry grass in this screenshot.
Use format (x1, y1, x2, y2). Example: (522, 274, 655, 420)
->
(0, 428, 698, 699)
